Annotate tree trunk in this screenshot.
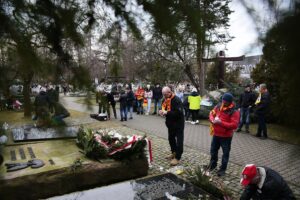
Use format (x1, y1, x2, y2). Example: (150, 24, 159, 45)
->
(22, 72, 33, 117)
(184, 64, 199, 91)
(196, 38, 205, 96)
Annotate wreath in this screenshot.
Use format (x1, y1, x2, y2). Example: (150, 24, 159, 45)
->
(76, 127, 148, 161)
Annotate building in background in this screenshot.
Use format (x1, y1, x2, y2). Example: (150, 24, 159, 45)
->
(228, 55, 262, 78)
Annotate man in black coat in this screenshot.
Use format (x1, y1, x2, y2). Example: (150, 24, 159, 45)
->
(126, 87, 135, 119)
(237, 85, 256, 133)
(152, 84, 163, 115)
(34, 87, 50, 127)
(107, 91, 117, 119)
(240, 164, 295, 200)
(254, 83, 271, 139)
(46, 85, 59, 113)
(159, 86, 185, 166)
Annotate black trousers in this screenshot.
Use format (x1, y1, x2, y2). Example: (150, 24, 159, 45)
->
(190, 109, 199, 122)
(256, 113, 267, 137)
(110, 104, 117, 119)
(168, 127, 184, 160)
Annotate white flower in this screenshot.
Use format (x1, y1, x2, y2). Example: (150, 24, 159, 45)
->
(0, 135, 8, 144)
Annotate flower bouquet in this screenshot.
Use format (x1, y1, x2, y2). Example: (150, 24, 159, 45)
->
(76, 127, 149, 161)
(0, 122, 9, 165)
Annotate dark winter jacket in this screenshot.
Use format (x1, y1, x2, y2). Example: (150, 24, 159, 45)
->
(153, 86, 163, 100)
(183, 96, 189, 109)
(255, 92, 271, 115)
(126, 90, 135, 106)
(34, 91, 50, 108)
(239, 91, 256, 108)
(164, 96, 185, 130)
(107, 93, 116, 106)
(119, 92, 127, 108)
(241, 167, 296, 200)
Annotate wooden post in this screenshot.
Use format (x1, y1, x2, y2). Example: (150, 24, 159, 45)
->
(202, 51, 244, 89)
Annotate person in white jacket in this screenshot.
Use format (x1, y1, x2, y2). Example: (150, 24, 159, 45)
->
(144, 84, 153, 115)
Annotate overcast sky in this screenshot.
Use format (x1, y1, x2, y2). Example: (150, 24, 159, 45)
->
(216, 0, 263, 57)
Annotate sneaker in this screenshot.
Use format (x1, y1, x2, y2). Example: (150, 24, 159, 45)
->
(217, 169, 226, 177)
(191, 121, 196, 125)
(152, 112, 157, 115)
(170, 158, 180, 166)
(129, 117, 133, 119)
(245, 129, 250, 133)
(195, 120, 199, 124)
(185, 120, 190, 123)
(165, 152, 176, 160)
(236, 128, 241, 132)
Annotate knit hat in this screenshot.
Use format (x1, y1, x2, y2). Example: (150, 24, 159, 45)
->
(222, 93, 233, 103)
(240, 164, 257, 186)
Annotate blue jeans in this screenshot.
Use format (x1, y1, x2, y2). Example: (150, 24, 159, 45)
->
(210, 136, 232, 171)
(137, 99, 144, 114)
(153, 99, 161, 113)
(238, 107, 250, 130)
(120, 106, 127, 120)
(127, 104, 133, 118)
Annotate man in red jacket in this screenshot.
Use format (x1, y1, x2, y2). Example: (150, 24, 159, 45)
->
(207, 93, 240, 176)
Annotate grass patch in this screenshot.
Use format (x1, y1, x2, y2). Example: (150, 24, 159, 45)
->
(75, 97, 97, 106)
(0, 109, 87, 126)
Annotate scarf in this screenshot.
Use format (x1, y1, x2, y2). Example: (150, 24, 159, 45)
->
(255, 93, 261, 105)
(162, 94, 175, 111)
(209, 102, 234, 136)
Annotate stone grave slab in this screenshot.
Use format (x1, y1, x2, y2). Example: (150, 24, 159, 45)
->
(49, 173, 218, 200)
(12, 125, 79, 142)
(0, 140, 148, 200)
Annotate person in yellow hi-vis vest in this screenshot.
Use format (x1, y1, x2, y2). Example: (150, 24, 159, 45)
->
(188, 88, 201, 125)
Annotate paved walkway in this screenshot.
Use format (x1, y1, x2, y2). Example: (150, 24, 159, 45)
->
(61, 96, 300, 198)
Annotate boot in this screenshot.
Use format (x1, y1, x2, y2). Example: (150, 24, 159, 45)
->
(165, 152, 176, 160)
(170, 158, 180, 166)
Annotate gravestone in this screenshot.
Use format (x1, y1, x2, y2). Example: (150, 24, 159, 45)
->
(12, 125, 79, 142)
(49, 173, 218, 200)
